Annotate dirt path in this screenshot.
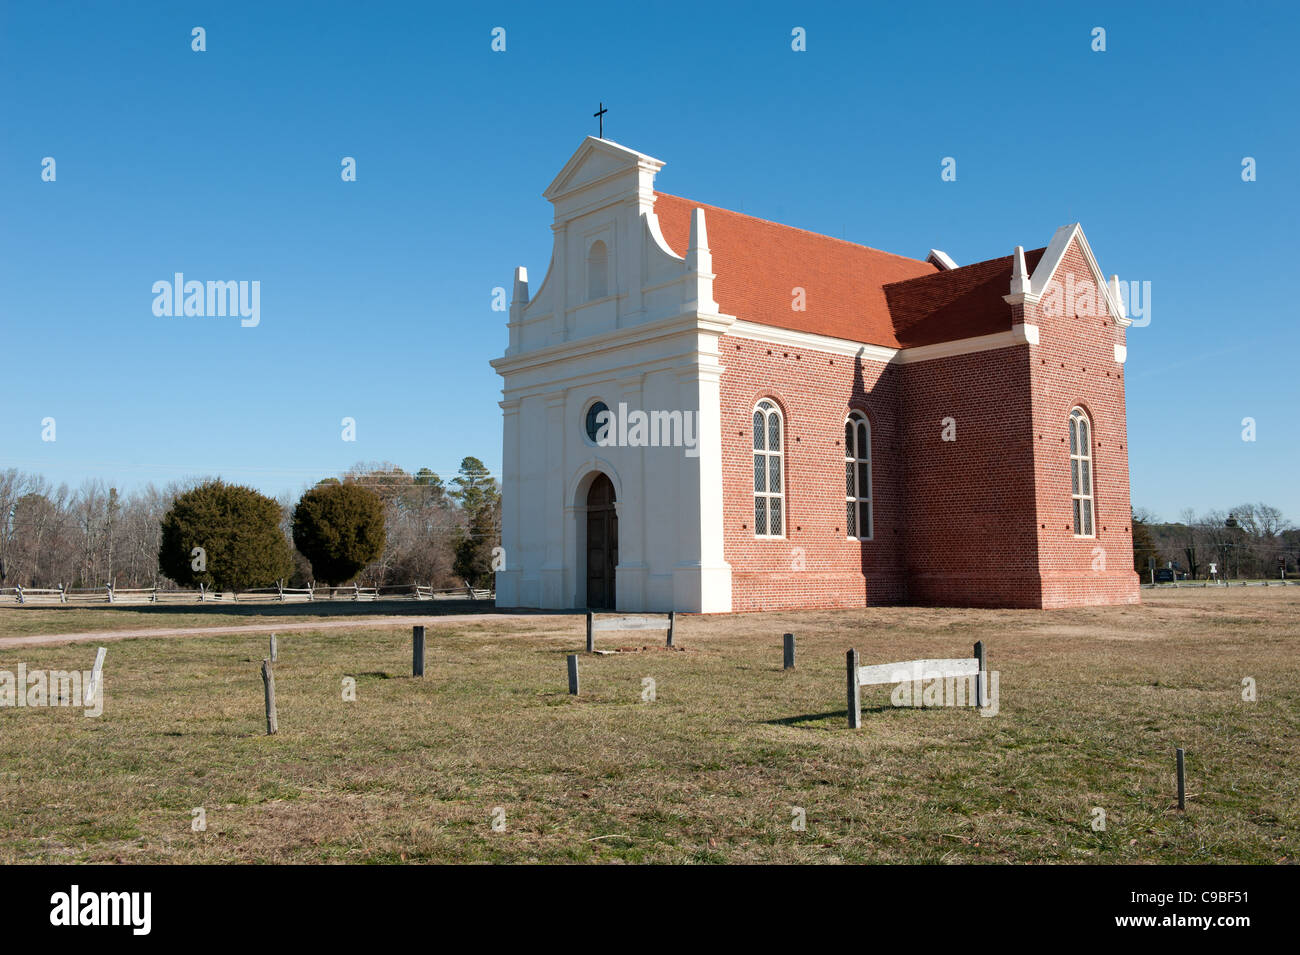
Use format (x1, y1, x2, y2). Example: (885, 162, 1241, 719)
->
(0, 613, 556, 649)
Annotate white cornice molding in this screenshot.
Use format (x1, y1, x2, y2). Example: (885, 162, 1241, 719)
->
(500, 355, 699, 401)
(675, 361, 726, 383)
(729, 320, 898, 362)
(498, 314, 1045, 381)
(724, 320, 1040, 365)
(491, 309, 737, 377)
(894, 325, 1039, 363)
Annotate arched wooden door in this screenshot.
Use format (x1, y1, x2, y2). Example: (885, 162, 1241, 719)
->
(585, 474, 617, 610)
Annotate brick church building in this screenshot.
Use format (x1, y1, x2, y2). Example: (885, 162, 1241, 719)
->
(491, 138, 1141, 612)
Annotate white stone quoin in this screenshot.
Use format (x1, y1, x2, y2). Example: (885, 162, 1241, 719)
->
(490, 138, 733, 612)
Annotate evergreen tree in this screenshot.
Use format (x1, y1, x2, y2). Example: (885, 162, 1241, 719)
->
(1132, 508, 1158, 573)
(449, 457, 499, 519)
(453, 496, 500, 588)
(159, 480, 294, 591)
(291, 481, 387, 586)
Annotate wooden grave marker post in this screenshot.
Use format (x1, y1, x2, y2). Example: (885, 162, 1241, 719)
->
(261, 659, 278, 735)
(1176, 748, 1186, 810)
(412, 625, 426, 677)
(846, 649, 862, 729)
(567, 654, 580, 695)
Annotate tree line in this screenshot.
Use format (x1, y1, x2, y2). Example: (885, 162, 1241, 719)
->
(4, 462, 1291, 590)
(1132, 503, 1297, 579)
(0, 459, 501, 592)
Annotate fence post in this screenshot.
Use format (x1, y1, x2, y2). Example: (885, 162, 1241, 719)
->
(59, 583, 66, 604)
(269, 633, 278, 663)
(106, 583, 114, 604)
(666, 612, 675, 648)
(586, 611, 594, 653)
(1176, 748, 1186, 810)
(567, 654, 580, 695)
(15, 585, 23, 605)
(86, 647, 107, 708)
(412, 626, 425, 677)
(277, 580, 284, 602)
(783, 633, 795, 670)
(261, 660, 278, 735)
(973, 640, 986, 708)
(846, 649, 861, 729)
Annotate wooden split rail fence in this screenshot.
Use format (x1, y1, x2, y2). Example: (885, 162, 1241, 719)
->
(2, 580, 495, 605)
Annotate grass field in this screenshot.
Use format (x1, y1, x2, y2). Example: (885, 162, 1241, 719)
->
(0, 589, 1296, 864)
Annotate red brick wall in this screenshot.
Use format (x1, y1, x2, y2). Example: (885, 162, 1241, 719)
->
(718, 335, 906, 611)
(897, 344, 1044, 607)
(1024, 238, 1141, 607)
(715, 237, 1140, 611)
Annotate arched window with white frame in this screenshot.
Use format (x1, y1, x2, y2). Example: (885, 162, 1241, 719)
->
(845, 411, 872, 539)
(1069, 406, 1095, 537)
(753, 399, 784, 538)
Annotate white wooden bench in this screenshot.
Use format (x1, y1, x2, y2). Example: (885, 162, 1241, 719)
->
(846, 641, 987, 727)
(585, 611, 677, 652)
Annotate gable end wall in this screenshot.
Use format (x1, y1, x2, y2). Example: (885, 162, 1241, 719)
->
(1026, 238, 1141, 607)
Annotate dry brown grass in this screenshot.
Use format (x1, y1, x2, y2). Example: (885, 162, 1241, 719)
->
(0, 588, 1295, 864)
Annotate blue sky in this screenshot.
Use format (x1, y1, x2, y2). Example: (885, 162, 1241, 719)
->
(1, 1, 1296, 521)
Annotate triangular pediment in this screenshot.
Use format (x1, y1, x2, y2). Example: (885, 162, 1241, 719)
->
(1028, 223, 1128, 326)
(543, 136, 665, 202)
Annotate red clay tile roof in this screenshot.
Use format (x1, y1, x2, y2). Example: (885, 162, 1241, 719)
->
(653, 191, 1035, 351)
(653, 193, 937, 348)
(884, 247, 1046, 348)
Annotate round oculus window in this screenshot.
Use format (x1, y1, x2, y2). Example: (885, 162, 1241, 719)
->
(585, 401, 610, 444)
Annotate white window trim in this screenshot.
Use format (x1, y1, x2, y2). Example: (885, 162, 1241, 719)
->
(753, 400, 785, 539)
(583, 398, 610, 447)
(1070, 407, 1096, 538)
(845, 411, 873, 541)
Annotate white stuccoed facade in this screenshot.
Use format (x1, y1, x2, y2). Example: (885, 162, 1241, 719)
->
(490, 137, 734, 612)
